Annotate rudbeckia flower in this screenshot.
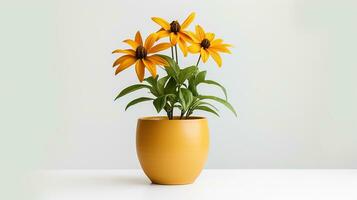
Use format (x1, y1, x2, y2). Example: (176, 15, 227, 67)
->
(188, 25, 232, 67)
(151, 12, 195, 56)
(112, 31, 171, 82)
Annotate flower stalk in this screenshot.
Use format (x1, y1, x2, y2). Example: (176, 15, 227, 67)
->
(175, 44, 178, 64)
(171, 46, 174, 60)
(196, 55, 201, 67)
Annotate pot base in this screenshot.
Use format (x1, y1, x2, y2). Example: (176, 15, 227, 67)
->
(151, 181, 195, 185)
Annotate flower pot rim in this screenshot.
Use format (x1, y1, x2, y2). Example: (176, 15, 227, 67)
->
(138, 116, 206, 121)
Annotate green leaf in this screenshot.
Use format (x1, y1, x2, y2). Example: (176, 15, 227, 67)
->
(187, 97, 199, 108)
(194, 101, 219, 111)
(179, 88, 193, 111)
(144, 76, 159, 86)
(153, 94, 175, 113)
(144, 76, 159, 96)
(188, 76, 198, 96)
(157, 75, 170, 95)
(178, 89, 185, 109)
(153, 96, 167, 113)
(178, 66, 198, 84)
(198, 95, 237, 116)
(125, 97, 154, 110)
(196, 70, 207, 83)
(164, 77, 177, 94)
(187, 69, 203, 97)
(158, 54, 180, 72)
(165, 67, 178, 82)
(158, 54, 180, 80)
(114, 84, 151, 101)
(166, 93, 177, 103)
(195, 106, 220, 117)
(201, 80, 228, 100)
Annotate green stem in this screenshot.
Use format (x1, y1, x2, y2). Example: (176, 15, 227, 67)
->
(165, 108, 170, 119)
(171, 46, 174, 59)
(196, 55, 201, 67)
(171, 101, 175, 120)
(185, 108, 191, 119)
(174, 44, 178, 65)
(180, 110, 185, 119)
(185, 111, 191, 119)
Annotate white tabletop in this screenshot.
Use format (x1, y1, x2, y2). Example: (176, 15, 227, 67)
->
(34, 169, 357, 200)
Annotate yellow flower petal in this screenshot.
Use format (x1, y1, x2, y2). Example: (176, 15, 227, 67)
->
(123, 39, 139, 49)
(188, 44, 201, 53)
(151, 17, 170, 30)
(181, 12, 195, 30)
(205, 32, 215, 41)
(207, 49, 222, 67)
(156, 30, 170, 40)
(113, 55, 135, 67)
(146, 55, 168, 66)
(170, 33, 178, 45)
(222, 43, 233, 48)
(142, 58, 157, 78)
(178, 38, 188, 57)
(210, 39, 223, 46)
(115, 56, 137, 75)
(186, 31, 200, 43)
(210, 44, 231, 54)
(148, 42, 171, 53)
(135, 31, 143, 46)
(200, 48, 209, 63)
(135, 60, 145, 82)
(112, 49, 135, 56)
(144, 33, 158, 50)
(195, 25, 206, 41)
(178, 32, 192, 43)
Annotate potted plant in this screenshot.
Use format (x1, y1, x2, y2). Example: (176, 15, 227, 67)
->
(112, 12, 236, 185)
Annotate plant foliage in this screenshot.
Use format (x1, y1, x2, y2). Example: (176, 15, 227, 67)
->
(115, 55, 236, 119)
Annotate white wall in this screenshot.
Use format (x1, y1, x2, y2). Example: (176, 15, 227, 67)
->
(24, 0, 357, 169)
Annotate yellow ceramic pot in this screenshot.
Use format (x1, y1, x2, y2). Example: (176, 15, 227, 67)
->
(136, 116, 209, 185)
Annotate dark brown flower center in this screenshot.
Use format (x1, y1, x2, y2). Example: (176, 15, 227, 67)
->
(170, 21, 181, 33)
(200, 39, 210, 49)
(135, 45, 147, 59)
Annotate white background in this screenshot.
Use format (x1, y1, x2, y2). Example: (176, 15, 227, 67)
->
(2, 0, 356, 170)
